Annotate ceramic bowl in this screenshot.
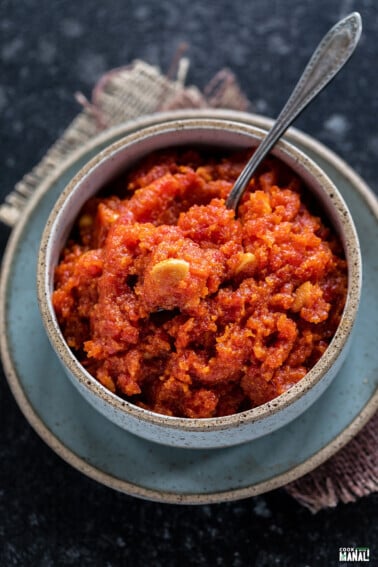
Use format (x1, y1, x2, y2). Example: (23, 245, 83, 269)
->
(37, 118, 362, 449)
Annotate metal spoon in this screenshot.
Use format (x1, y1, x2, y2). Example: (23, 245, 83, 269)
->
(226, 12, 362, 211)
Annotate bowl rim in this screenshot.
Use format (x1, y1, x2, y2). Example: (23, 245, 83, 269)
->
(37, 117, 362, 432)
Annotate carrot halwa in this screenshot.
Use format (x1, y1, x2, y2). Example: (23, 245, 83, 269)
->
(53, 148, 347, 418)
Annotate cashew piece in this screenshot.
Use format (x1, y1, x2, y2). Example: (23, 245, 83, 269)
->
(150, 258, 190, 287)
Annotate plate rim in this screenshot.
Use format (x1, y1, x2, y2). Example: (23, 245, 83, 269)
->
(1, 109, 377, 504)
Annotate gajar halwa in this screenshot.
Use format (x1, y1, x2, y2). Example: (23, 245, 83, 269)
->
(53, 148, 347, 418)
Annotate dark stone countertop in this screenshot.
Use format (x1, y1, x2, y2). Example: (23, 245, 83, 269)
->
(0, 1, 377, 565)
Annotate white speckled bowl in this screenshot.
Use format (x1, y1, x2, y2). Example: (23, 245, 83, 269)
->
(37, 118, 362, 449)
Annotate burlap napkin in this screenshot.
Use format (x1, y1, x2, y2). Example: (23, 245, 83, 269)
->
(1, 59, 376, 512)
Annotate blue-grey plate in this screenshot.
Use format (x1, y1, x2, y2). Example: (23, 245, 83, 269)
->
(1, 110, 377, 504)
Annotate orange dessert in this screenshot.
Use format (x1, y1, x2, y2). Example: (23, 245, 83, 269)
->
(53, 148, 347, 418)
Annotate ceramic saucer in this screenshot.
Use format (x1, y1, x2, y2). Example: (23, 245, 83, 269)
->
(1, 110, 377, 504)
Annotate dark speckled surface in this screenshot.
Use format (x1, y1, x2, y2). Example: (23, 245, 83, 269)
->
(0, 1, 377, 565)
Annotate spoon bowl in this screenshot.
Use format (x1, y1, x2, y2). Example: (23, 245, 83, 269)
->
(37, 117, 362, 448)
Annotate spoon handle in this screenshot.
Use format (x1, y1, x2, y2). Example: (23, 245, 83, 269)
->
(226, 12, 362, 211)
